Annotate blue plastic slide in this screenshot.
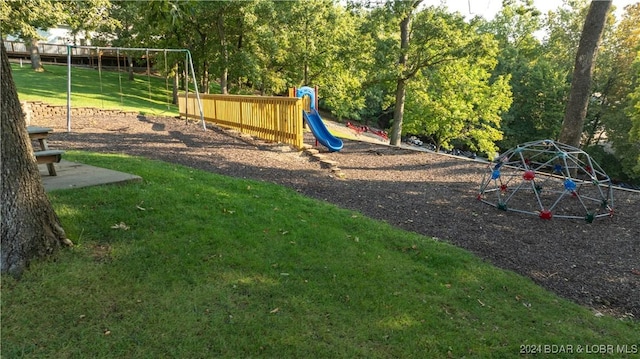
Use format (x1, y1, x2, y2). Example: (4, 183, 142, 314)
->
(303, 109, 343, 152)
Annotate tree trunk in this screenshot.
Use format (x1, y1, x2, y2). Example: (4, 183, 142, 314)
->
(558, 0, 611, 148)
(1, 42, 71, 278)
(172, 63, 179, 105)
(389, 13, 412, 146)
(128, 55, 134, 81)
(26, 38, 44, 72)
(303, 30, 309, 86)
(390, 78, 408, 146)
(202, 60, 210, 95)
(217, 14, 229, 94)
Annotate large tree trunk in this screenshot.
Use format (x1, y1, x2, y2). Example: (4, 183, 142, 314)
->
(558, 0, 611, 148)
(1, 42, 71, 278)
(390, 78, 408, 146)
(26, 37, 44, 72)
(389, 13, 412, 146)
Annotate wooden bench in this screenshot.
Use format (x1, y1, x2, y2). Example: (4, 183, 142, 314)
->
(27, 126, 64, 176)
(34, 150, 65, 176)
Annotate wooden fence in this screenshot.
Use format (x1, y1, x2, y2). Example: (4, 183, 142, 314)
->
(179, 93, 304, 149)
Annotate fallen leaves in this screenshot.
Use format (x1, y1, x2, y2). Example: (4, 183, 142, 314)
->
(111, 222, 130, 230)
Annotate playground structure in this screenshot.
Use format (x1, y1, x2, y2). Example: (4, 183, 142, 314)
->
(293, 86, 343, 152)
(65, 45, 204, 132)
(477, 139, 614, 222)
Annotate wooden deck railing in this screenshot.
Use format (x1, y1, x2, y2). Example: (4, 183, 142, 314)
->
(179, 93, 304, 149)
(3, 40, 95, 56)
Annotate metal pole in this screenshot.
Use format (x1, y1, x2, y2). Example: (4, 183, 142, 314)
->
(186, 51, 205, 130)
(146, 48, 151, 100)
(184, 53, 189, 121)
(67, 45, 71, 132)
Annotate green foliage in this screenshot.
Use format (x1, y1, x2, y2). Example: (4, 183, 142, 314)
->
(64, 0, 116, 42)
(593, 3, 640, 182)
(624, 51, 640, 178)
(228, 0, 288, 94)
(404, 58, 512, 158)
(360, 2, 513, 147)
(398, 10, 512, 157)
(583, 144, 628, 183)
(543, 0, 589, 70)
(314, 5, 372, 120)
(498, 58, 567, 149)
(0, 0, 67, 40)
(481, 0, 568, 150)
(2, 152, 638, 357)
(93, 1, 147, 48)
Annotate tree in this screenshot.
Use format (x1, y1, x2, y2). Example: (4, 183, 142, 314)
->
(558, 0, 611, 147)
(543, 0, 590, 70)
(480, 0, 567, 149)
(1, 0, 115, 71)
(279, 1, 371, 119)
(0, 42, 71, 277)
(365, 2, 491, 146)
(627, 54, 640, 177)
(404, 57, 512, 158)
(95, 0, 183, 86)
(584, 3, 640, 182)
(0, 0, 67, 71)
(401, 20, 512, 159)
(65, 0, 115, 45)
(388, 0, 422, 146)
(159, 1, 255, 94)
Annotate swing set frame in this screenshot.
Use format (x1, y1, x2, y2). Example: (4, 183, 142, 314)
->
(65, 45, 205, 132)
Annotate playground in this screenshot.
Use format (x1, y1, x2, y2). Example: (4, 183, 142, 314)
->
(35, 113, 639, 319)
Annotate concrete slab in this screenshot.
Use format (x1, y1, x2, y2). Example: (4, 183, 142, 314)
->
(40, 160, 142, 192)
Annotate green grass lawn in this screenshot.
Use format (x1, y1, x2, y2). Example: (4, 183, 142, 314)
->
(2, 152, 638, 358)
(11, 62, 220, 116)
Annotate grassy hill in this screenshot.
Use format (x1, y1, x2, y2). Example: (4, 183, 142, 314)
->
(11, 62, 204, 116)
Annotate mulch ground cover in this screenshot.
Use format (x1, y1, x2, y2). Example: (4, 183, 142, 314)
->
(39, 114, 639, 319)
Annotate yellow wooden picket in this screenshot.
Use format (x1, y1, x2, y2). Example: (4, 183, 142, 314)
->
(179, 93, 304, 149)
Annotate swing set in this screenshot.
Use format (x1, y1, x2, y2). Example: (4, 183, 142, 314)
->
(65, 45, 205, 132)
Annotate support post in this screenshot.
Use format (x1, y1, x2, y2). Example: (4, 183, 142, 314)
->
(186, 51, 205, 130)
(184, 54, 189, 122)
(314, 85, 318, 110)
(66, 45, 71, 132)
